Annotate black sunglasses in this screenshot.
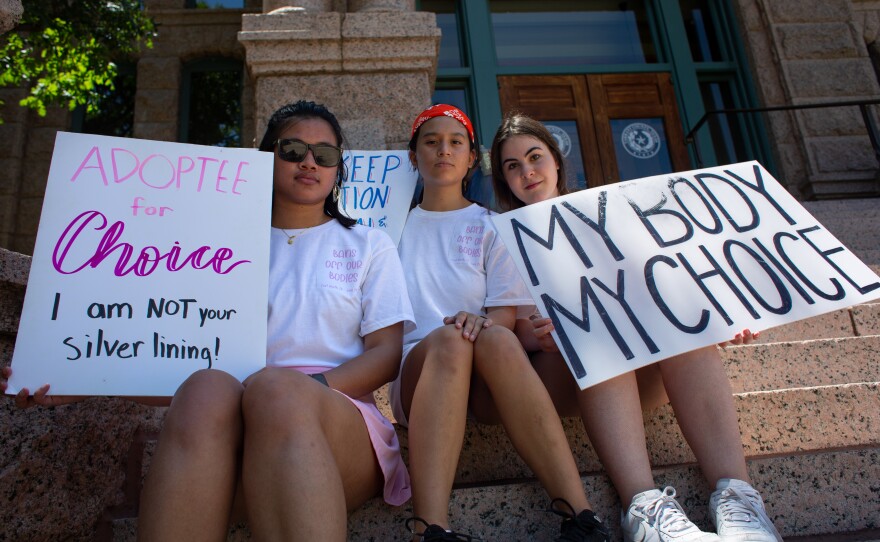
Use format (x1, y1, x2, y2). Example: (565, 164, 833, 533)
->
(274, 138, 343, 168)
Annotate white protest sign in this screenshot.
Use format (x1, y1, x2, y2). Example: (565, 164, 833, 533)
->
(9, 132, 273, 397)
(340, 151, 417, 245)
(492, 161, 880, 390)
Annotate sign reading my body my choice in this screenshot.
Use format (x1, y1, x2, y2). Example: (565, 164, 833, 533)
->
(9, 132, 274, 397)
(492, 161, 880, 390)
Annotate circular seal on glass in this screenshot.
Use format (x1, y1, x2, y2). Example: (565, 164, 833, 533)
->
(621, 122, 662, 159)
(545, 124, 572, 157)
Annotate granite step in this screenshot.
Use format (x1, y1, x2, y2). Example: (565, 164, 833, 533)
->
(720, 335, 880, 392)
(758, 303, 879, 343)
(375, 334, 880, 423)
(111, 446, 880, 541)
(372, 335, 880, 425)
(127, 382, 880, 498)
(349, 447, 880, 542)
(406, 382, 880, 485)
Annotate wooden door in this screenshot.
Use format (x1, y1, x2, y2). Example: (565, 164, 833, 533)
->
(499, 73, 690, 188)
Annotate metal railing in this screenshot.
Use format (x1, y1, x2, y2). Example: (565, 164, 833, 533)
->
(685, 98, 880, 169)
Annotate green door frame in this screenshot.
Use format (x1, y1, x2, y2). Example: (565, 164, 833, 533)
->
(425, 0, 774, 175)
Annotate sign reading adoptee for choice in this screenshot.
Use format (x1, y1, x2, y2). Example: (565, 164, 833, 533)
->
(8, 132, 273, 397)
(492, 161, 880, 390)
(340, 150, 417, 246)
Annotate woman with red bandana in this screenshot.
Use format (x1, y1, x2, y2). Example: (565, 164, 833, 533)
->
(389, 104, 610, 542)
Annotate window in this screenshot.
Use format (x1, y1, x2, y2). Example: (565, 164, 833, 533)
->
(681, 0, 725, 62)
(72, 61, 137, 138)
(180, 58, 243, 147)
(489, 0, 657, 66)
(699, 80, 748, 164)
(421, 0, 465, 69)
(186, 0, 245, 7)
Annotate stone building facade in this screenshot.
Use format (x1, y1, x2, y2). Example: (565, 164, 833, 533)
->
(1, 2, 880, 540)
(1, 1, 880, 257)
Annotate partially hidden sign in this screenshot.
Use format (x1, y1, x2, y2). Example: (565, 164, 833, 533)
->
(492, 161, 880, 390)
(340, 150, 417, 245)
(9, 132, 273, 397)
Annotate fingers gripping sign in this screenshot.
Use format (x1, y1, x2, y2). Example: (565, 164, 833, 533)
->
(2, 366, 83, 408)
(529, 315, 560, 353)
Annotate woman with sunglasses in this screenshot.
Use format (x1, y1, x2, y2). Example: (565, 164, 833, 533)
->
(489, 112, 781, 542)
(390, 104, 610, 542)
(4, 100, 415, 541)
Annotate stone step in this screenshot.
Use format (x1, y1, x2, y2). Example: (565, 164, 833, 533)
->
(407, 382, 880, 485)
(113, 447, 880, 541)
(345, 447, 880, 542)
(758, 303, 879, 343)
(373, 335, 880, 424)
(721, 335, 880, 393)
(134, 381, 879, 497)
(852, 303, 880, 336)
(758, 308, 855, 342)
(802, 199, 880, 256)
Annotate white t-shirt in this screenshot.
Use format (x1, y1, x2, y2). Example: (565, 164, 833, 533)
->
(398, 203, 535, 350)
(267, 220, 415, 369)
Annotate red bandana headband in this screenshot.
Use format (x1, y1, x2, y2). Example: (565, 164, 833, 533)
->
(411, 104, 475, 143)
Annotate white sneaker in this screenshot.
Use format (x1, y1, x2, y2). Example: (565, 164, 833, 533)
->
(709, 479, 782, 542)
(622, 487, 721, 542)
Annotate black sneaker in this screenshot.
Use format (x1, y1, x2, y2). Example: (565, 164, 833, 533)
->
(550, 498, 610, 542)
(405, 517, 482, 541)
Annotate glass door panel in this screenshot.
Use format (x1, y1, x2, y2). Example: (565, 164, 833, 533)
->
(610, 118, 674, 181)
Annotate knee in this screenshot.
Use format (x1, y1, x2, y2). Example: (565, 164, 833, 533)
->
(163, 369, 243, 445)
(242, 369, 320, 435)
(421, 324, 475, 375)
(473, 325, 524, 360)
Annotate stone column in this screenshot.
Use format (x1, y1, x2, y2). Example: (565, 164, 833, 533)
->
(0, 0, 22, 34)
(239, 2, 439, 150)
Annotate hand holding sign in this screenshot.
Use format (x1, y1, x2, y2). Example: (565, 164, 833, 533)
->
(1, 366, 83, 408)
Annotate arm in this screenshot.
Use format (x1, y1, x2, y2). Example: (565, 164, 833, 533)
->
(318, 322, 404, 399)
(485, 305, 516, 330)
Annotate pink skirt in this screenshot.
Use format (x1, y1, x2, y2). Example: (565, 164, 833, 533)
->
(296, 366, 411, 506)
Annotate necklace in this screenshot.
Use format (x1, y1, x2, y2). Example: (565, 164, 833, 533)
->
(280, 226, 312, 245)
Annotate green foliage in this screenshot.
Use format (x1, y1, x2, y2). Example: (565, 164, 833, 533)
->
(0, 0, 156, 122)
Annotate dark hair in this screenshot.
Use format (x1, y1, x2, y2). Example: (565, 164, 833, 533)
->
(408, 118, 479, 198)
(259, 100, 356, 228)
(490, 112, 571, 212)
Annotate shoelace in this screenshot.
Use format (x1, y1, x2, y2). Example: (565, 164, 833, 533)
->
(549, 498, 609, 542)
(643, 487, 700, 533)
(405, 517, 482, 541)
(716, 486, 783, 542)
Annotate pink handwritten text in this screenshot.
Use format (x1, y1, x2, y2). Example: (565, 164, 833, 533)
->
(52, 210, 250, 277)
(70, 146, 250, 196)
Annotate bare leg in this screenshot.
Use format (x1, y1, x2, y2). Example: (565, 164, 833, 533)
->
(139, 369, 243, 542)
(399, 325, 474, 529)
(635, 363, 669, 412)
(532, 352, 656, 505)
(469, 327, 590, 512)
(658, 346, 750, 485)
(241, 368, 383, 542)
